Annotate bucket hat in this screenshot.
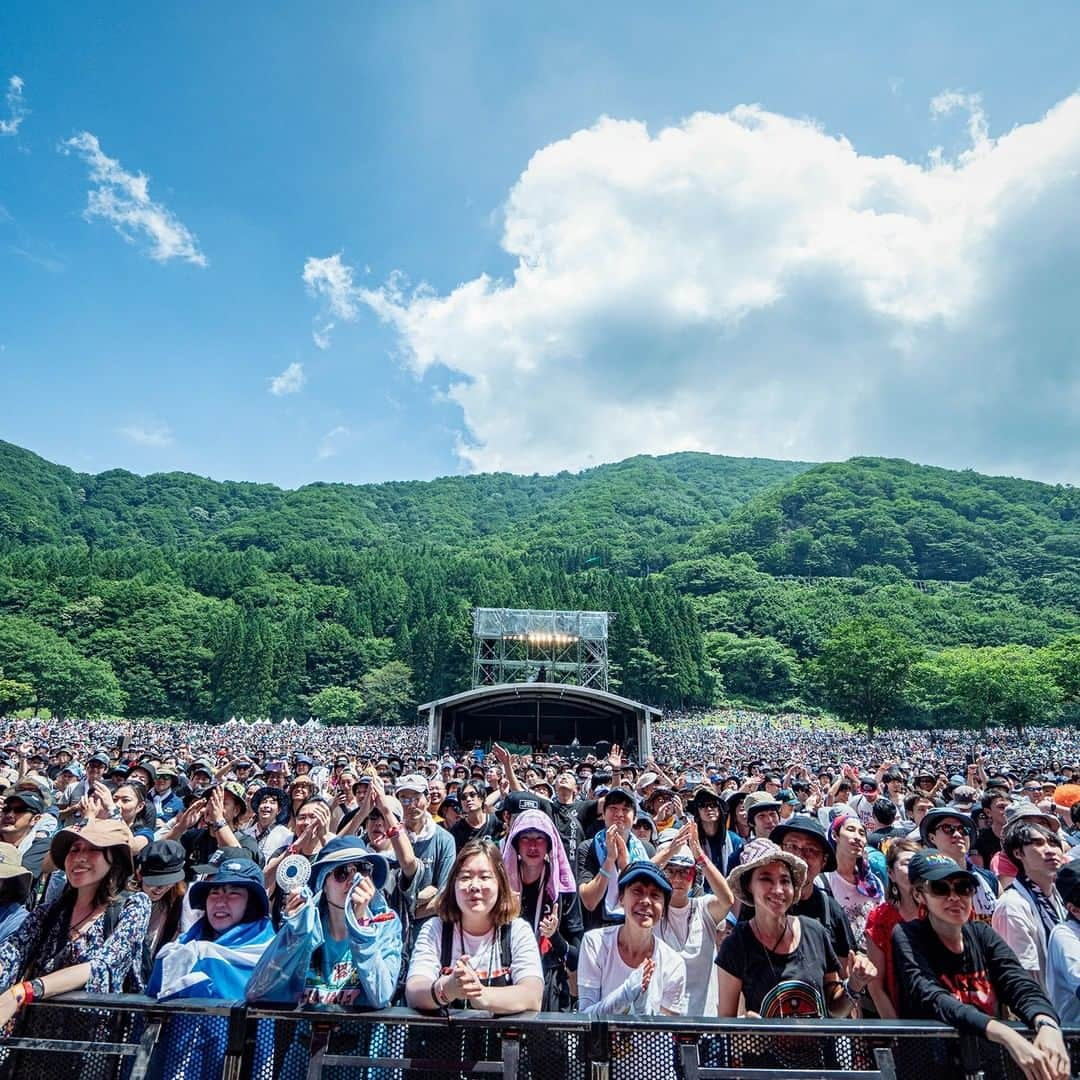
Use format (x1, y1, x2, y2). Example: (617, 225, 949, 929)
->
(727, 837, 807, 906)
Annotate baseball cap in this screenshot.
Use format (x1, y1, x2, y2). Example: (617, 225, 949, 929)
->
(617, 860, 673, 898)
(136, 839, 187, 887)
(395, 773, 429, 795)
(907, 850, 977, 886)
(4, 792, 45, 815)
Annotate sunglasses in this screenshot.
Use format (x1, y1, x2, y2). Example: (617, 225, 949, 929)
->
(461, 791, 481, 800)
(932, 822, 968, 837)
(331, 860, 374, 883)
(926, 878, 976, 898)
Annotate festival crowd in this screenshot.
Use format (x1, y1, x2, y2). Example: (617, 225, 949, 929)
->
(0, 712, 1076, 1078)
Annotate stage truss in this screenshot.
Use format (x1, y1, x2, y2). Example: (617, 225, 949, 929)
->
(471, 608, 610, 691)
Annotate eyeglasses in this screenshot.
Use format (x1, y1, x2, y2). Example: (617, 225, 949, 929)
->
(932, 822, 968, 837)
(663, 866, 695, 879)
(331, 859, 374, 883)
(926, 878, 976, 898)
(782, 843, 824, 861)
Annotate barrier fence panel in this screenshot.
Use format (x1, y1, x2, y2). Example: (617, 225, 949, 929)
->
(1, 997, 1076, 1080)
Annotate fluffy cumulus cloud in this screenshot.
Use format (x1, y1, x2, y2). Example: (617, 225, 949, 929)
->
(120, 422, 173, 448)
(318, 94, 1080, 481)
(0, 75, 27, 136)
(61, 132, 207, 266)
(269, 361, 306, 396)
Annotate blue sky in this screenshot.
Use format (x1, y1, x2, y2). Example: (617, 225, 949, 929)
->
(2, 2, 1078, 488)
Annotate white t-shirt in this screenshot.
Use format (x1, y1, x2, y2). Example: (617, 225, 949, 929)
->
(578, 925, 688, 1016)
(408, 917, 542, 990)
(657, 896, 720, 1017)
(825, 871, 875, 951)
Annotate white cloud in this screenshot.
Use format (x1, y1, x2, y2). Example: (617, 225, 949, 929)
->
(120, 422, 173, 448)
(0, 75, 27, 136)
(303, 254, 359, 348)
(329, 93, 1080, 482)
(269, 361, 306, 396)
(317, 425, 350, 459)
(61, 132, 207, 266)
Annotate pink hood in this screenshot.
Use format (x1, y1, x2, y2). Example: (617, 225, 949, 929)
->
(502, 809, 576, 903)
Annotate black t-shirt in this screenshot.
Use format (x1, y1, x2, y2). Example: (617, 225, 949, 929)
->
(974, 827, 1001, 866)
(736, 885, 855, 961)
(449, 813, 499, 851)
(868, 826, 910, 851)
(179, 827, 263, 878)
(892, 917, 1057, 1037)
(717, 916, 840, 1017)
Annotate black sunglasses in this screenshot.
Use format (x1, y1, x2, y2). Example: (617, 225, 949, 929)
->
(331, 859, 374, 883)
(927, 878, 975, 898)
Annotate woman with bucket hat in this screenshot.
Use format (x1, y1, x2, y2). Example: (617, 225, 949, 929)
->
(248, 835, 401, 1007)
(147, 856, 276, 1079)
(0, 819, 150, 1026)
(717, 837, 870, 1019)
(246, 836, 403, 1080)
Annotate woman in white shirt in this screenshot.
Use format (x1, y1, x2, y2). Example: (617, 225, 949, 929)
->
(577, 861, 687, 1016)
(405, 838, 542, 1014)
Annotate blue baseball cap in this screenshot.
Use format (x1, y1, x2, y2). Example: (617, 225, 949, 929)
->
(189, 857, 269, 918)
(617, 860, 673, 898)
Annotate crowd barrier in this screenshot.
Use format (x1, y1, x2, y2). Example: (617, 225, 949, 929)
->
(0, 993, 1075, 1080)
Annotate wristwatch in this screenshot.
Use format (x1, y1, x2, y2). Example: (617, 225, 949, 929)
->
(1034, 1018, 1060, 1033)
(209, 818, 227, 831)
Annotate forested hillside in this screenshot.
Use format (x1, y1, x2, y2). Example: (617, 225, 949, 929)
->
(0, 441, 1076, 730)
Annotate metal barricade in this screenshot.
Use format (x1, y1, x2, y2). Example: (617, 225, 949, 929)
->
(1, 997, 1075, 1080)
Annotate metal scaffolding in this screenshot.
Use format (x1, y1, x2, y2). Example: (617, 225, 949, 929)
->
(471, 608, 610, 691)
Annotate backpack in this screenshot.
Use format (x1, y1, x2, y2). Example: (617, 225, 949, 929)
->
(437, 920, 513, 1006)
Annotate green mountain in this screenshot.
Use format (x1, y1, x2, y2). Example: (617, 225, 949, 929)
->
(0, 440, 1076, 726)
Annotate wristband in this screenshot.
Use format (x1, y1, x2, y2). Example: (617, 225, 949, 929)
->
(386, 825, 402, 839)
(695, 855, 707, 866)
(597, 866, 613, 880)
(20, 981, 33, 1005)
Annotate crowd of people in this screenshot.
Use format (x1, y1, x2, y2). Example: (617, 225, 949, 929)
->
(0, 711, 1076, 1078)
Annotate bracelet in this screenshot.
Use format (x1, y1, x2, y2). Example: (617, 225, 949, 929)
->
(386, 825, 402, 839)
(695, 855, 707, 866)
(842, 979, 865, 1001)
(432, 976, 449, 1007)
(20, 980, 33, 1005)
(597, 866, 613, 880)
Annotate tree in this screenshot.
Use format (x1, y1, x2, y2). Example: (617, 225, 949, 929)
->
(704, 632, 800, 704)
(0, 676, 33, 714)
(359, 661, 415, 724)
(921, 645, 1064, 733)
(310, 686, 365, 725)
(810, 618, 921, 736)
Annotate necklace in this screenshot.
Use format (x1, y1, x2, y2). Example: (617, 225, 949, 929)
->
(751, 915, 790, 983)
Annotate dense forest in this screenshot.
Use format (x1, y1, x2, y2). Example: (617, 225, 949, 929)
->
(0, 440, 1077, 731)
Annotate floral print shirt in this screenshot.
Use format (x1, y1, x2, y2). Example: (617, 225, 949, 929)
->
(0, 891, 151, 993)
